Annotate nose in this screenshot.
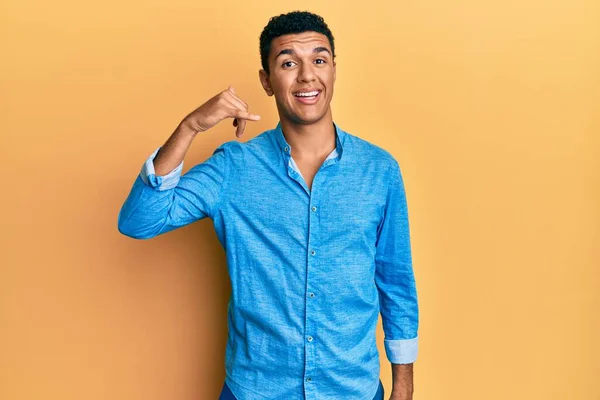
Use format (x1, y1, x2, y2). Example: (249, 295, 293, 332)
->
(297, 61, 316, 83)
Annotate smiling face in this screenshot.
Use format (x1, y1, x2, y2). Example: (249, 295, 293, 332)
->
(259, 31, 336, 125)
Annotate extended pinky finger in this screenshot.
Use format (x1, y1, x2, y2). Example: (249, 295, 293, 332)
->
(236, 119, 246, 137)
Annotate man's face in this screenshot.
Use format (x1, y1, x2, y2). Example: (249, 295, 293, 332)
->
(259, 31, 336, 125)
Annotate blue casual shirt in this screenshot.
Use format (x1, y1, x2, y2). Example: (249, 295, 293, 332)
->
(117, 121, 419, 400)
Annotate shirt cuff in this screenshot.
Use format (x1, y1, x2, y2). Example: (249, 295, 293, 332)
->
(139, 147, 184, 191)
(384, 336, 418, 364)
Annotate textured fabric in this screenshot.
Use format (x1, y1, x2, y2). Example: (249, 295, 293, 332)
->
(118, 121, 419, 400)
(219, 378, 384, 400)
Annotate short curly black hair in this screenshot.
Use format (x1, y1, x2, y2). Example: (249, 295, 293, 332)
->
(259, 10, 335, 75)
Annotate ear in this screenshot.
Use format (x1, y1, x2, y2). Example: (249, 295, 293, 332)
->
(258, 69, 274, 96)
(333, 59, 336, 83)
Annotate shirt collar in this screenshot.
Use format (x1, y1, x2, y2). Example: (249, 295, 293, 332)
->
(273, 120, 346, 161)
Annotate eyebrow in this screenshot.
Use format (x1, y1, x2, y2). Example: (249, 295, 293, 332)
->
(275, 46, 332, 60)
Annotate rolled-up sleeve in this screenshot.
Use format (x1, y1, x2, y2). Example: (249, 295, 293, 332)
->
(139, 147, 185, 191)
(117, 142, 231, 239)
(374, 158, 419, 364)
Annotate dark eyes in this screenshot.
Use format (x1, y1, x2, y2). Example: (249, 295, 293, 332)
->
(282, 59, 326, 68)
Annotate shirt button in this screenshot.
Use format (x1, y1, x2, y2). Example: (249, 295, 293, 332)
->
(306, 377, 312, 382)
(307, 336, 313, 342)
(311, 206, 317, 212)
(311, 250, 316, 256)
(284, 146, 289, 152)
(309, 292, 315, 298)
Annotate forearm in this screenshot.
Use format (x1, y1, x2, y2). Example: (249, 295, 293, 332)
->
(118, 122, 197, 239)
(153, 121, 198, 176)
(391, 362, 414, 400)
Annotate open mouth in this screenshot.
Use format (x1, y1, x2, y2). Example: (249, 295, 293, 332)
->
(293, 89, 321, 104)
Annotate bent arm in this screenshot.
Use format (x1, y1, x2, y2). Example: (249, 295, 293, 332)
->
(117, 124, 229, 239)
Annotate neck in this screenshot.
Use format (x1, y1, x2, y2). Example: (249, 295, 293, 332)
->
(279, 109, 336, 161)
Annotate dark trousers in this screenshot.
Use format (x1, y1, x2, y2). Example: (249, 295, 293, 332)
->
(219, 379, 385, 400)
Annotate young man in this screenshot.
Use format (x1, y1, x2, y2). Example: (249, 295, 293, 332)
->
(118, 10, 418, 400)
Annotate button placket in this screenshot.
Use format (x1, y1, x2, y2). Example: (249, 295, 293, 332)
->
(305, 188, 320, 394)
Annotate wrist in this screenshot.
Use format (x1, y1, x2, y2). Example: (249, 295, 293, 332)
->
(176, 120, 201, 137)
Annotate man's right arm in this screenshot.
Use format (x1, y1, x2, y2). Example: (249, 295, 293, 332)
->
(117, 86, 260, 240)
(117, 122, 229, 239)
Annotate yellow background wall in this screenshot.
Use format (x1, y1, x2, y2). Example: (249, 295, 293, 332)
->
(1, 0, 598, 399)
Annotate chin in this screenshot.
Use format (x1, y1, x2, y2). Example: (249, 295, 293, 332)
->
(295, 114, 327, 125)
(291, 107, 330, 124)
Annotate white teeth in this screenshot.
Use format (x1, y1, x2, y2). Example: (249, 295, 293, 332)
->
(295, 90, 319, 97)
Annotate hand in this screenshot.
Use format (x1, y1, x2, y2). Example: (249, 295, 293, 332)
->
(390, 362, 414, 400)
(180, 85, 260, 137)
